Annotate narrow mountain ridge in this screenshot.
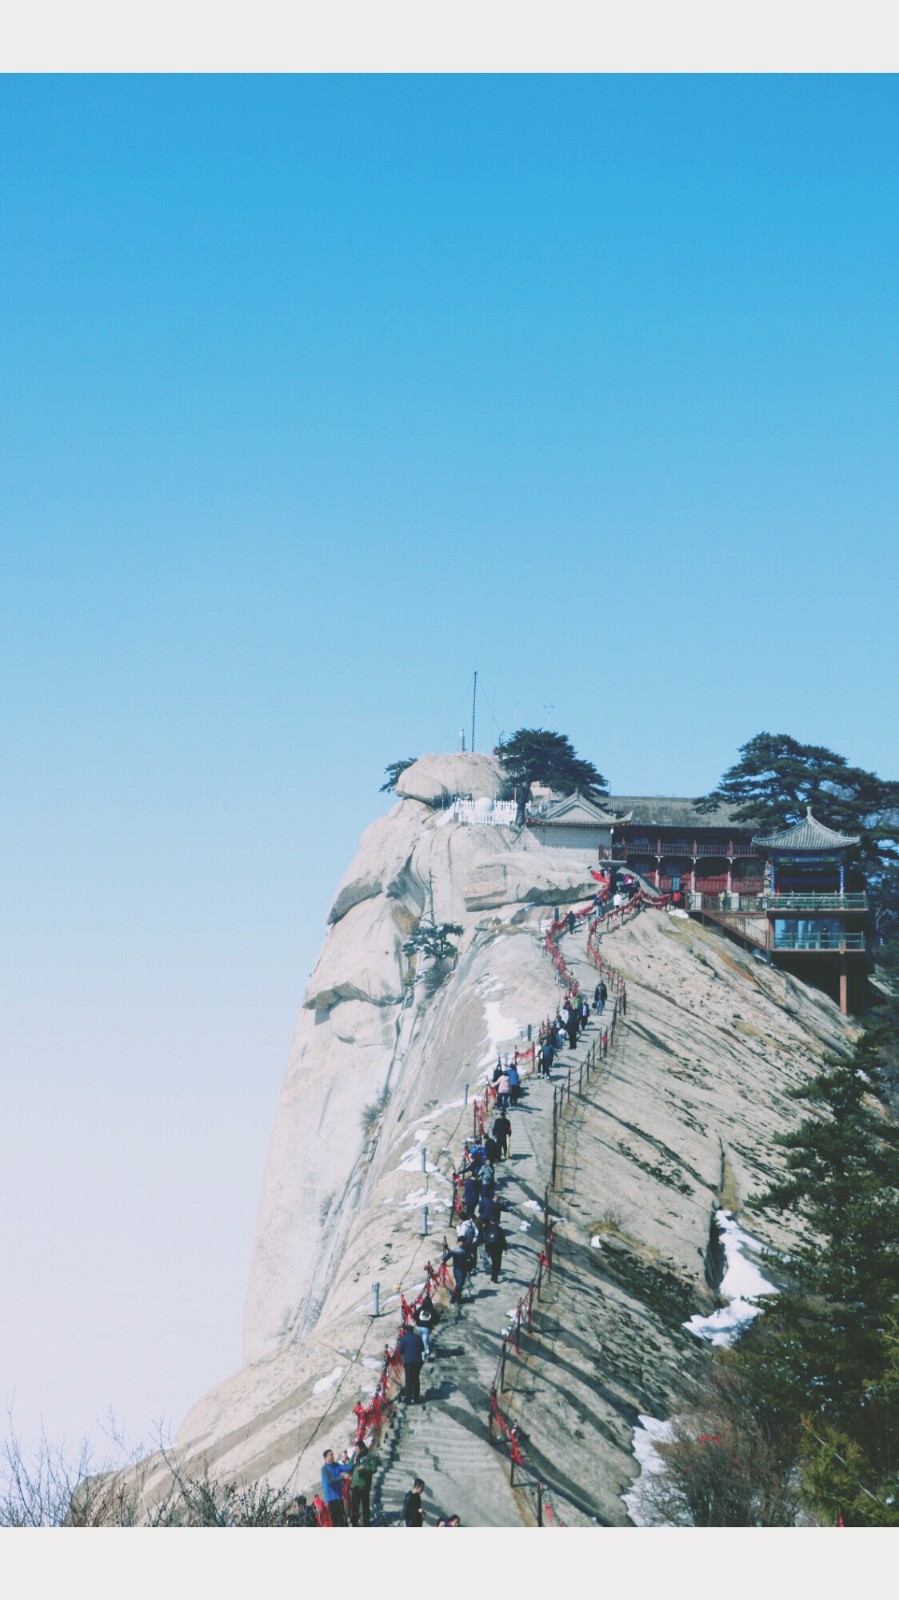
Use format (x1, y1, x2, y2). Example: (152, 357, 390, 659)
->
(132, 755, 857, 1523)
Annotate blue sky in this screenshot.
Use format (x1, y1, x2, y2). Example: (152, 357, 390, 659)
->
(2, 74, 897, 1459)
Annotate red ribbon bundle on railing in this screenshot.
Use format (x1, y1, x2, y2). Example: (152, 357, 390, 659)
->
(543, 1500, 565, 1526)
(352, 1253, 456, 1443)
(491, 1391, 526, 1468)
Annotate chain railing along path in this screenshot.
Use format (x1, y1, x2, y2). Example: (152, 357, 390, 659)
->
(331, 884, 669, 1526)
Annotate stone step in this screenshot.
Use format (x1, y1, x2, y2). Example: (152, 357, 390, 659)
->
(367, 1062, 565, 1526)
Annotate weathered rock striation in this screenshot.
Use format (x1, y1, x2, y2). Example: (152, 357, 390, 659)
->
(140, 754, 858, 1522)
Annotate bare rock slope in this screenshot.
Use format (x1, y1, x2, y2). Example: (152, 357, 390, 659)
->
(144, 758, 857, 1522)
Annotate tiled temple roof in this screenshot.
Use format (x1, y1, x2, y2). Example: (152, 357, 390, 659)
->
(607, 796, 749, 831)
(753, 808, 861, 851)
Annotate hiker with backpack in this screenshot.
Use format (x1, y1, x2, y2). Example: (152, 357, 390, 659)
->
(449, 1243, 469, 1304)
(456, 1217, 478, 1277)
(415, 1292, 435, 1360)
(350, 1442, 379, 1527)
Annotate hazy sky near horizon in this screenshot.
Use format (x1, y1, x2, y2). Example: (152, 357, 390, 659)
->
(2, 74, 898, 1459)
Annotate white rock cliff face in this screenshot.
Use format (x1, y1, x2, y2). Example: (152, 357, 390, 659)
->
(243, 753, 567, 1362)
(152, 753, 857, 1520)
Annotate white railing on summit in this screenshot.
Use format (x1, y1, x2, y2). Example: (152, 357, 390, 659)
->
(449, 798, 518, 826)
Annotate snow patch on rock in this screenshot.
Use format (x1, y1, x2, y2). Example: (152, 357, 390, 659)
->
(312, 1365, 345, 1395)
(683, 1209, 777, 1346)
(622, 1415, 677, 1527)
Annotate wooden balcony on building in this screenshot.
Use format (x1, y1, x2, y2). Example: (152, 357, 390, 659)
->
(763, 892, 867, 912)
(692, 891, 864, 914)
(619, 837, 760, 860)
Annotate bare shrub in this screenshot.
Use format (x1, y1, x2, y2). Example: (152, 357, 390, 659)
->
(639, 1361, 801, 1528)
(0, 1418, 292, 1527)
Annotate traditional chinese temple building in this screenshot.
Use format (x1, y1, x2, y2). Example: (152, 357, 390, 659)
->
(691, 808, 869, 1014)
(601, 796, 764, 897)
(526, 790, 615, 858)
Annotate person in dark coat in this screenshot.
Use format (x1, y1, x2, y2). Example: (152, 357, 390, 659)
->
(540, 1037, 555, 1077)
(566, 910, 576, 935)
(286, 1494, 318, 1526)
(492, 1111, 511, 1161)
(403, 1478, 426, 1526)
(415, 1293, 435, 1360)
(464, 1142, 486, 1174)
(397, 1323, 425, 1404)
(350, 1444, 379, 1527)
(483, 1133, 499, 1164)
(578, 996, 589, 1033)
(483, 1219, 509, 1283)
(450, 1245, 469, 1303)
(476, 1185, 496, 1237)
(594, 979, 608, 1014)
(462, 1174, 479, 1219)
(566, 1010, 579, 1050)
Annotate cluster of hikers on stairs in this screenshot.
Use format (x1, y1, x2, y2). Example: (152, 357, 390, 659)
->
(286, 883, 636, 1528)
(537, 975, 609, 1071)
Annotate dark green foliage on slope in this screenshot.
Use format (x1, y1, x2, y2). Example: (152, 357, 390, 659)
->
(403, 921, 463, 965)
(735, 958, 899, 1523)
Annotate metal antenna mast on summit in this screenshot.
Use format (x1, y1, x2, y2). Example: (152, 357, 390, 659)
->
(471, 670, 478, 754)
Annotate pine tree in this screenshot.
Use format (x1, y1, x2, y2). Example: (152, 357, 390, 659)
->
(696, 732, 899, 879)
(739, 1008, 899, 1522)
(380, 757, 418, 793)
(494, 728, 606, 801)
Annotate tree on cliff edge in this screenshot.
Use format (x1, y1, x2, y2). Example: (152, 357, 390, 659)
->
(495, 728, 607, 804)
(697, 733, 899, 933)
(381, 757, 417, 793)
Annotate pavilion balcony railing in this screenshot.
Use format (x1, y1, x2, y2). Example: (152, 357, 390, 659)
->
(773, 931, 866, 952)
(691, 892, 762, 911)
(764, 893, 867, 912)
(618, 839, 761, 860)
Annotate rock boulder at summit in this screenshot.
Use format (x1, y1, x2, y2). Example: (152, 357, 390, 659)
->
(395, 750, 505, 804)
(463, 851, 600, 910)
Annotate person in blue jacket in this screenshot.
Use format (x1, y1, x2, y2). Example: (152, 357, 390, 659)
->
(320, 1448, 352, 1526)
